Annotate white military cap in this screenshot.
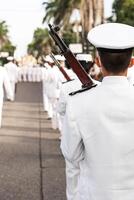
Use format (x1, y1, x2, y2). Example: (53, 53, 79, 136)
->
(87, 23, 134, 49)
(55, 55, 65, 61)
(7, 56, 14, 61)
(45, 55, 54, 63)
(76, 54, 92, 62)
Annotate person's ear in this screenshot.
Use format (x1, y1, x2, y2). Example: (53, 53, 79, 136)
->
(95, 57, 102, 68)
(128, 58, 134, 68)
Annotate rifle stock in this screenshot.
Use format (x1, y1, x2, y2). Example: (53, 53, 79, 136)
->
(50, 53, 72, 81)
(48, 24, 96, 88)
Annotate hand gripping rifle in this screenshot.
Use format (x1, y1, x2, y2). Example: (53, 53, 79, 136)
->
(50, 53, 72, 82)
(48, 24, 97, 94)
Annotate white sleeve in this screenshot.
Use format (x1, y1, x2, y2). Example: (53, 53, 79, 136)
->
(60, 98, 84, 163)
(57, 86, 67, 116)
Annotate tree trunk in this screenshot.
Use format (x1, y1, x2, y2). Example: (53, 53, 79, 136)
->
(80, 0, 104, 53)
(80, 0, 94, 52)
(93, 0, 104, 26)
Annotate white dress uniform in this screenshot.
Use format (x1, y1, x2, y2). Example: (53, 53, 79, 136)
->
(47, 66, 62, 129)
(27, 66, 33, 82)
(32, 66, 40, 82)
(4, 60, 18, 101)
(57, 78, 81, 117)
(58, 78, 100, 200)
(43, 56, 55, 119)
(21, 66, 28, 82)
(61, 76, 134, 200)
(36, 66, 42, 82)
(0, 67, 13, 127)
(42, 67, 49, 112)
(17, 67, 23, 82)
(127, 63, 134, 85)
(57, 78, 81, 200)
(61, 23, 134, 200)
(57, 53, 101, 199)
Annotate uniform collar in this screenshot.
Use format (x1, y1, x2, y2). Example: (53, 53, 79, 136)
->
(102, 76, 129, 86)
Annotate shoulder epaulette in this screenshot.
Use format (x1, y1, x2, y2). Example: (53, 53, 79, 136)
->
(69, 84, 97, 96)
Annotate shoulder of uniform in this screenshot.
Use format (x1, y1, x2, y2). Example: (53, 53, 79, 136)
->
(69, 83, 97, 96)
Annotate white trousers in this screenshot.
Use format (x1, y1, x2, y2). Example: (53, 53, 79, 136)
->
(43, 92, 49, 112)
(10, 81, 16, 100)
(49, 98, 59, 129)
(0, 100, 3, 127)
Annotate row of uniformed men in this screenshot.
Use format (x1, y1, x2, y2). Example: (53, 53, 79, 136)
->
(0, 53, 99, 131)
(42, 53, 99, 130)
(4, 56, 53, 85)
(17, 65, 45, 82)
(42, 53, 102, 200)
(0, 56, 49, 128)
(42, 53, 134, 132)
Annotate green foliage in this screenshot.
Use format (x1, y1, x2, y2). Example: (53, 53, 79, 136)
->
(27, 28, 53, 58)
(27, 24, 80, 57)
(42, 0, 81, 25)
(0, 20, 16, 65)
(2, 40, 16, 55)
(113, 0, 134, 26)
(0, 21, 8, 37)
(62, 25, 79, 46)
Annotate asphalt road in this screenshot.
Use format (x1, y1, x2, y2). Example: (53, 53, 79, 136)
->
(0, 82, 66, 200)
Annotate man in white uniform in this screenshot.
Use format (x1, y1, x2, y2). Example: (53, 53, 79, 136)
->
(43, 55, 54, 119)
(0, 66, 13, 127)
(47, 57, 63, 129)
(41, 63, 50, 113)
(4, 56, 18, 101)
(27, 65, 33, 82)
(61, 23, 134, 200)
(58, 53, 100, 200)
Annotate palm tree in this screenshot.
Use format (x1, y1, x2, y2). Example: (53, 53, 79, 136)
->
(0, 20, 16, 56)
(80, 0, 104, 52)
(27, 28, 55, 57)
(42, 0, 80, 26)
(92, 0, 104, 26)
(42, 0, 104, 52)
(0, 21, 9, 49)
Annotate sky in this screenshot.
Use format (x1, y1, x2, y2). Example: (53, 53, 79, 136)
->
(0, 0, 114, 58)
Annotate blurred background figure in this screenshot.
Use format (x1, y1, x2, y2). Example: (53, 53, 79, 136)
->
(41, 59, 49, 112)
(21, 65, 28, 82)
(4, 56, 18, 101)
(76, 53, 93, 74)
(43, 55, 54, 120)
(46, 55, 65, 130)
(27, 64, 33, 82)
(55, 54, 67, 83)
(0, 66, 13, 127)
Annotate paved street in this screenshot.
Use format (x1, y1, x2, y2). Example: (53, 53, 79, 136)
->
(0, 82, 66, 200)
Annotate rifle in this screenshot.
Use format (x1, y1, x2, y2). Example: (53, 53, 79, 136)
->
(48, 24, 97, 91)
(50, 53, 72, 81)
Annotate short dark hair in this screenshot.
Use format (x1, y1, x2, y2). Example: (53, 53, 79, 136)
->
(97, 48, 133, 73)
